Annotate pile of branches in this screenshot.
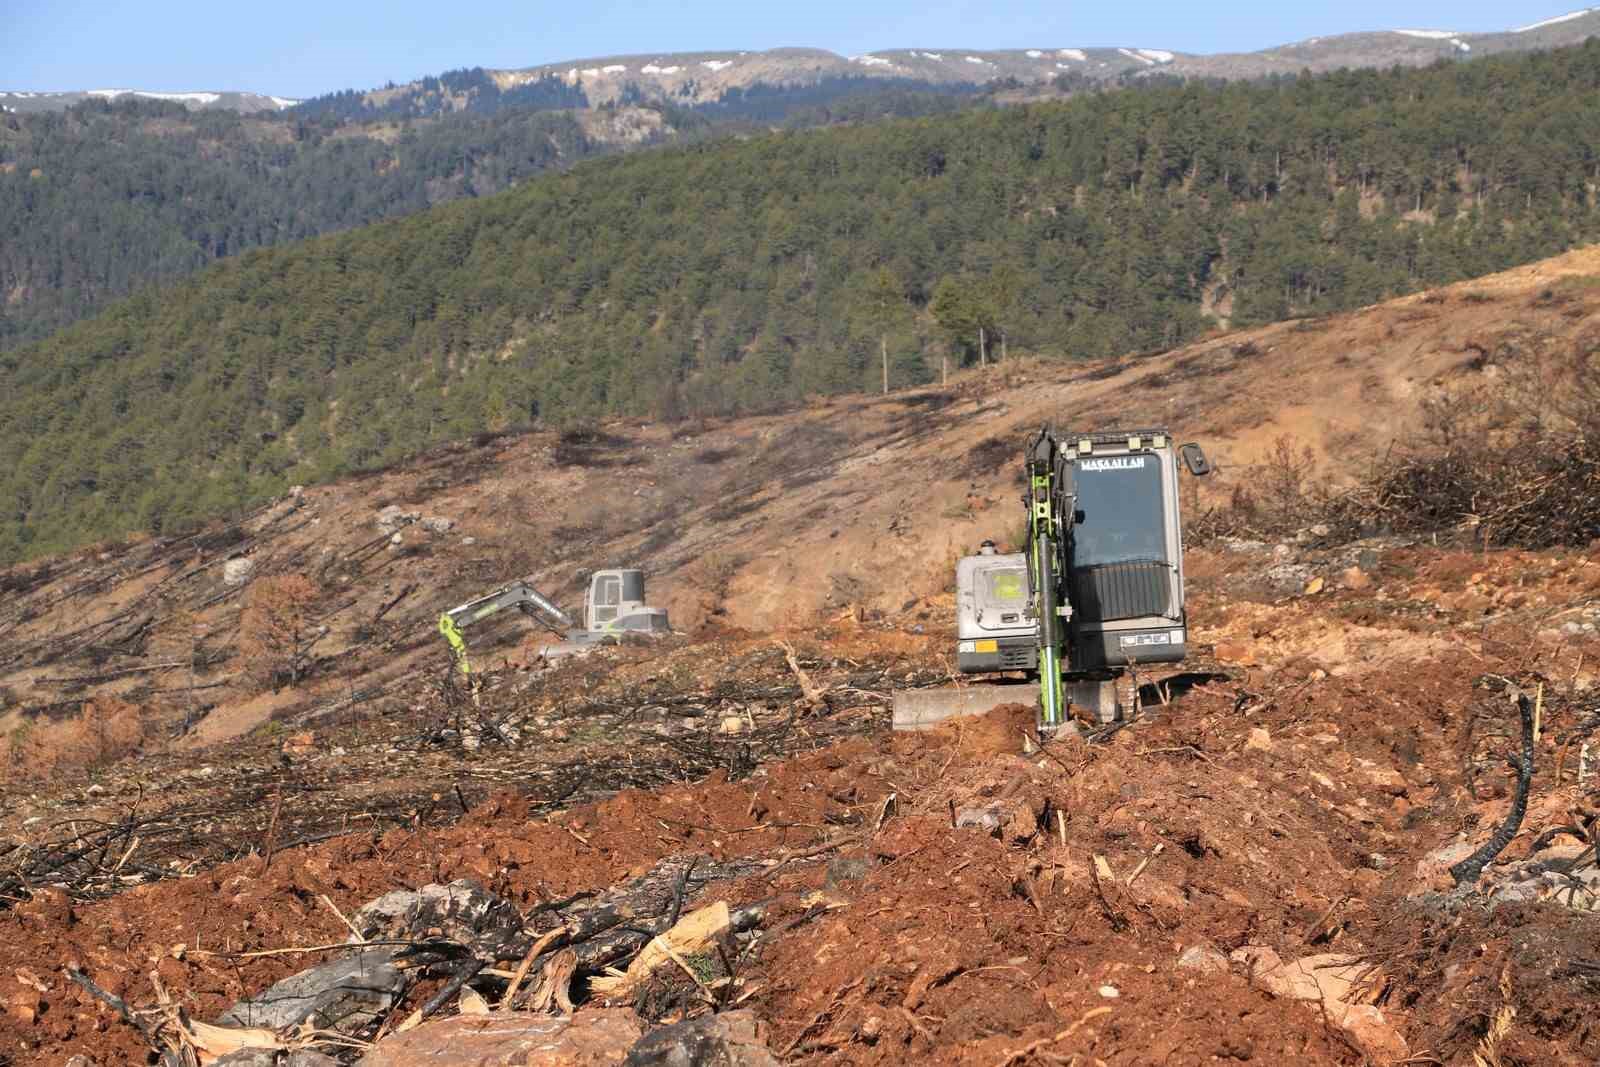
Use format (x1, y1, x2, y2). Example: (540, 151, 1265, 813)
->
(1187, 431, 1600, 550)
(0, 810, 191, 907)
(1323, 433, 1600, 549)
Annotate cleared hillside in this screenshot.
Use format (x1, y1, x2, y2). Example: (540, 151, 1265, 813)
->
(4, 242, 1597, 743)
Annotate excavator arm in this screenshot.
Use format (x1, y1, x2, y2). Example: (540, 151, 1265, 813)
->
(1025, 427, 1077, 731)
(438, 581, 574, 675)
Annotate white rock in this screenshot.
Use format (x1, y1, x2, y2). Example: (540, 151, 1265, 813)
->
(1176, 944, 1228, 973)
(375, 505, 420, 533)
(222, 557, 255, 586)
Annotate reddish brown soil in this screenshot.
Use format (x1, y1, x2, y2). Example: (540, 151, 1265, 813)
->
(5, 552, 1598, 1065)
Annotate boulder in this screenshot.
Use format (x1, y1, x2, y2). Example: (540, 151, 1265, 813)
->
(350, 879, 523, 953)
(1245, 727, 1274, 753)
(359, 1009, 641, 1067)
(1176, 943, 1228, 974)
(1336, 1004, 1409, 1064)
(219, 947, 409, 1033)
(954, 805, 1003, 834)
(1231, 947, 1404, 1061)
(1341, 567, 1373, 591)
(421, 516, 455, 534)
(375, 505, 420, 534)
(623, 1010, 779, 1067)
(223, 558, 255, 587)
(1413, 838, 1477, 889)
(1231, 947, 1371, 1002)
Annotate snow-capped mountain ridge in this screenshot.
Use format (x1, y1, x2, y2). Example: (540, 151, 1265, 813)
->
(5, 8, 1599, 117)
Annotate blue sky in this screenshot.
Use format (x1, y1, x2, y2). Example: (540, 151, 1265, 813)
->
(6, 1, 1592, 99)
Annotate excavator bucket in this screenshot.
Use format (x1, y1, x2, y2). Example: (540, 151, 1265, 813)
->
(892, 679, 1128, 732)
(891, 685, 1039, 732)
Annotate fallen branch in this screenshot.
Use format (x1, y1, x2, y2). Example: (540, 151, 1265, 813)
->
(65, 967, 167, 1056)
(992, 1006, 1114, 1067)
(775, 639, 827, 710)
(1452, 691, 1536, 886)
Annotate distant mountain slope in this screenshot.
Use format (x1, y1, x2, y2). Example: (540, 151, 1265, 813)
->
(294, 9, 1600, 116)
(0, 98, 659, 353)
(0, 88, 296, 114)
(11, 9, 1600, 119)
(6, 40, 1600, 564)
(4, 10, 1597, 357)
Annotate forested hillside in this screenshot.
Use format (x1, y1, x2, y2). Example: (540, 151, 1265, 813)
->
(0, 100, 626, 352)
(8, 42, 1600, 563)
(0, 84, 988, 353)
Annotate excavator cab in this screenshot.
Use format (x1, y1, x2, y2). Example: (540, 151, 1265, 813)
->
(1062, 430, 1194, 671)
(586, 569, 671, 635)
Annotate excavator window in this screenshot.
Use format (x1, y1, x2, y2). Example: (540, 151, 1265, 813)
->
(593, 574, 621, 623)
(986, 570, 1025, 604)
(1072, 455, 1167, 568)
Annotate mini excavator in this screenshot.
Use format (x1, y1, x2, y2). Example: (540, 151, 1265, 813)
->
(896, 427, 1211, 733)
(438, 569, 670, 674)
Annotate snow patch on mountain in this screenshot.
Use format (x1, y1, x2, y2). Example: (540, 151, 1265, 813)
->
(1026, 49, 1044, 58)
(964, 55, 991, 65)
(270, 97, 298, 109)
(1392, 29, 1459, 40)
(1137, 49, 1175, 63)
(1057, 48, 1086, 61)
(853, 55, 892, 67)
(1118, 48, 1154, 65)
(640, 64, 682, 75)
(702, 59, 733, 71)
(88, 89, 222, 104)
(1514, 8, 1595, 32)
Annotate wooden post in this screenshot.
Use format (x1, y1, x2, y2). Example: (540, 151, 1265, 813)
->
(942, 353, 948, 386)
(881, 336, 888, 394)
(979, 325, 987, 367)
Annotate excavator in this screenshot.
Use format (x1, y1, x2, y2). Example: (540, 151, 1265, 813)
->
(439, 568, 670, 674)
(896, 427, 1211, 734)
